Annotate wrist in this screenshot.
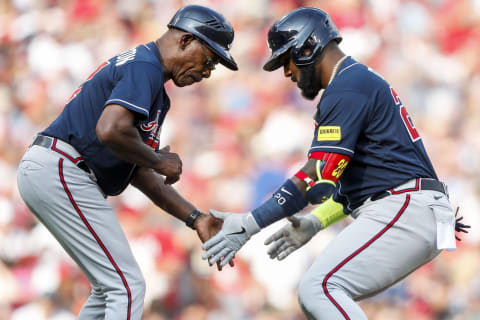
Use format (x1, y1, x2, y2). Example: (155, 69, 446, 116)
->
(311, 198, 346, 229)
(305, 213, 323, 233)
(186, 209, 204, 230)
(244, 212, 261, 236)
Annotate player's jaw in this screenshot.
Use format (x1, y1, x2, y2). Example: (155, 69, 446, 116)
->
(172, 65, 214, 87)
(172, 46, 214, 87)
(171, 61, 205, 86)
(284, 60, 320, 100)
(298, 65, 321, 100)
(173, 71, 202, 87)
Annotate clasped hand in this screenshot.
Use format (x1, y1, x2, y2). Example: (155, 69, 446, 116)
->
(155, 145, 182, 185)
(202, 210, 260, 267)
(201, 210, 324, 268)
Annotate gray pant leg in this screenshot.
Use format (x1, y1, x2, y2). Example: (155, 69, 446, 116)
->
(17, 146, 146, 320)
(78, 287, 107, 320)
(298, 193, 440, 320)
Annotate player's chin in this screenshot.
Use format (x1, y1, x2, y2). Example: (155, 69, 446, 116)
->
(297, 82, 319, 100)
(173, 79, 190, 87)
(174, 75, 201, 87)
(300, 87, 320, 100)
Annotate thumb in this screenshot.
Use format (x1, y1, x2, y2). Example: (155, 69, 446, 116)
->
(209, 209, 230, 221)
(158, 145, 170, 153)
(287, 216, 301, 228)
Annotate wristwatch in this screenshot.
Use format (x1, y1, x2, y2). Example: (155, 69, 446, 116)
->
(186, 209, 204, 230)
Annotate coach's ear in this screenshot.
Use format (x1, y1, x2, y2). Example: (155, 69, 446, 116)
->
(179, 34, 195, 50)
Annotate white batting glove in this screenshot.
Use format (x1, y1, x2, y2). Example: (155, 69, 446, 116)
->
(264, 214, 322, 260)
(202, 210, 261, 267)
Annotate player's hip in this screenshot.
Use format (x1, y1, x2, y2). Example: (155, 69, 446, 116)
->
(352, 178, 449, 215)
(20, 135, 97, 181)
(18, 144, 100, 199)
(353, 181, 455, 251)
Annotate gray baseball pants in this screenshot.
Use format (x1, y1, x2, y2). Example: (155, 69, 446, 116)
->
(298, 182, 455, 319)
(17, 142, 145, 320)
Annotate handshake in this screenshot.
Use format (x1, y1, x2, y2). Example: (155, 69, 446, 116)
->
(197, 204, 471, 269)
(197, 209, 323, 269)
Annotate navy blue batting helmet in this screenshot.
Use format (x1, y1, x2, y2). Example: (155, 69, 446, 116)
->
(168, 5, 238, 71)
(263, 7, 342, 71)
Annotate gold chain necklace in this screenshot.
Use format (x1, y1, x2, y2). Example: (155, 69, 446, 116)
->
(327, 55, 349, 86)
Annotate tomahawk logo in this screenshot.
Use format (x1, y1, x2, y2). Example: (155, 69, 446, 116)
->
(141, 110, 162, 149)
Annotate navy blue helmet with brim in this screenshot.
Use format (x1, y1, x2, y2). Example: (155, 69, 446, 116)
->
(168, 5, 238, 71)
(263, 7, 342, 72)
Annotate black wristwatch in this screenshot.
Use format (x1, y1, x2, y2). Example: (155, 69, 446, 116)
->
(186, 209, 204, 230)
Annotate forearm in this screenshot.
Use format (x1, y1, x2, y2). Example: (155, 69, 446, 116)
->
(96, 104, 177, 172)
(98, 122, 162, 169)
(131, 168, 195, 221)
(251, 155, 347, 229)
(252, 178, 308, 228)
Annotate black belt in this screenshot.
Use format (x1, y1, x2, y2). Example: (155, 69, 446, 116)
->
(31, 135, 91, 174)
(371, 178, 448, 201)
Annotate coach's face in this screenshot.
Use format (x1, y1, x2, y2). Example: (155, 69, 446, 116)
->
(172, 35, 218, 87)
(283, 58, 321, 100)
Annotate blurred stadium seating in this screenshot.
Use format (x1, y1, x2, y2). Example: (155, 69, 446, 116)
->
(0, 0, 479, 319)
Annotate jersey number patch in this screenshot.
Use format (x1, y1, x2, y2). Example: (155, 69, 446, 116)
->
(390, 87, 420, 142)
(400, 106, 420, 141)
(332, 159, 349, 178)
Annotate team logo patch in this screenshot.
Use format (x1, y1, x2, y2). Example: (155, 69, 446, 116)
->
(317, 126, 341, 141)
(140, 110, 162, 149)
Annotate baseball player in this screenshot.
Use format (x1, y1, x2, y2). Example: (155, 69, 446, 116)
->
(202, 7, 469, 319)
(16, 5, 237, 320)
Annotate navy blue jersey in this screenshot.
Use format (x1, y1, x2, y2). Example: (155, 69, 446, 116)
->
(309, 57, 437, 213)
(43, 42, 170, 196)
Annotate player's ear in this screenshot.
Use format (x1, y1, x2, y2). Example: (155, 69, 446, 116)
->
(179, 34, 195, 50)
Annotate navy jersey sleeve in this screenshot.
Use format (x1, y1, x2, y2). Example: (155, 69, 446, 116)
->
(105, 62, 163, 119)
(309, 90, 370, 157)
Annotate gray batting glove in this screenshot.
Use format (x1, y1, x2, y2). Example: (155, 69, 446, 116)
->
(202, 210, 261, 267)
(264, 214, 322, 261)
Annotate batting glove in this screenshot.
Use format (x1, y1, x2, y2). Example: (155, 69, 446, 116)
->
(454, 207, 470, 241)
(264, 214, 322, 260)
(202, 210, 260, 267)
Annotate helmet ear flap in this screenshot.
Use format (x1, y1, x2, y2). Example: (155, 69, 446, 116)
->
(301, 37, 316, 57)
(292, 35, 320, 66)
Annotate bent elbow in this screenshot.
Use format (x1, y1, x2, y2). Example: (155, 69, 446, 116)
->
(96, 104, 136, 146)
(96, 122, 116, 145)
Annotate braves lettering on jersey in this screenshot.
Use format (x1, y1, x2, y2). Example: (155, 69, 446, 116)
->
(43, 42, 170, 196)
(309, 57, 437, 212)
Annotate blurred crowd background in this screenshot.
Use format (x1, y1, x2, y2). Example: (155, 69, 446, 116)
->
(1, 0, 479, 319)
